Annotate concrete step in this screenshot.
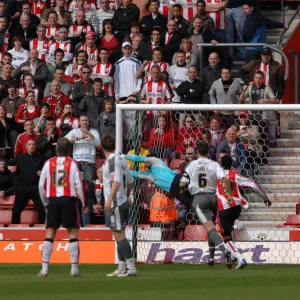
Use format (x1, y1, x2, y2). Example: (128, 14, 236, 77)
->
(267, 157, 300, 165)
(269, 148, 300, 157)
(241, 220, 283, 228)
(244, 192, 300, 203)
(256, 175, 300, 184)
(277, 139, 300, 147)
(261, 183, 300, 192)
(249, 202, 296, 210)
(289, 121, 300, 129)
(239, 211, 288, 221)
(281, 130, 300, 138)
(258, 165, 300, 175)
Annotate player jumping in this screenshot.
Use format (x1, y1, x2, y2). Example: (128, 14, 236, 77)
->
(208, 154, 272, 269)
(38, 138, 87, 277)
(102, 135, 137, 277)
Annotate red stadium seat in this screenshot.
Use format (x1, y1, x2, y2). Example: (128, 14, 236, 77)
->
(20, 210, 39, 225)
(8, 224, 30, 227)
(285, 215, 300, 226)
(34, 224, 46, 227)
(0, 224, 4, 227)
(85, 224, 107, 227)
(0, 195, 15, 207)
(184, 225, 208, 241)
(0, 210, 12, 225)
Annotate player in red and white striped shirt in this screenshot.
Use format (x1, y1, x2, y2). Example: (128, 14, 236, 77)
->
(168, 0, 197, 22)
(30, 25, 51, 62)
(38, 138, 87, 278)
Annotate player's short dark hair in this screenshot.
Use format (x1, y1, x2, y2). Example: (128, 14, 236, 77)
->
(221, 155, 233, 170)
(195, 140, 209, 155)
(101, 135, 115, 152)
(56, 138, 71, 156)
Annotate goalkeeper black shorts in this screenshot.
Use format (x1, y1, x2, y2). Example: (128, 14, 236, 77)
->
(170, 174, 182, 199)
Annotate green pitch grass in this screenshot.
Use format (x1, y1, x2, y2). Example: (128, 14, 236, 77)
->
(0, 264, 299, 300)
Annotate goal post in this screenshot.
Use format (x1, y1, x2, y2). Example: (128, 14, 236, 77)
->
(116, 104, 300, 264)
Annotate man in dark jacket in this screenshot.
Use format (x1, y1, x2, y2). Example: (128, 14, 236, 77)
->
(36, 116, 61, 160)
(0, 157, 17, 198)
(140, 0, 167, 42)
(112, 0, 140, 40)
(7, 139, 45, 224)
(176, 65, 204, 104)
(78, 78, 107, 127)
(239, 47, 285, 99)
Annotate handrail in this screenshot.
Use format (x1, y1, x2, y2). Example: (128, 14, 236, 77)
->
(277, 5, 300, 48)
(198, 43, 289, 81)
(288, 50, 300, 104)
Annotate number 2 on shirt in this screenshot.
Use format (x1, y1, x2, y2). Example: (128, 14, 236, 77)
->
(52, 170, 68, 187)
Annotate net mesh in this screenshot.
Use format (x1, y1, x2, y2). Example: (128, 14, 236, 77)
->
(121, 107, 300, 264)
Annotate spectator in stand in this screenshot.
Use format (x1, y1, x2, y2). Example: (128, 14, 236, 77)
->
(48, 48, 68, 80)
(0, 63, 16, 101)
(148, 114, 174, 163)
(0, 104, 19, 158)
(239, 47, 285, 100)
(172, 37, 197, 66)
(42, 80, 71, 119)
(9, 13, 37, 51)
(64, 49, 88, 84)
(95, 96, 115, 139)
(0, 156, 17, 198)
(98, 19, 120, 55)
(2, 84, 24, 120)
(41, 0, 72, 27)
(92, 0, 114, 35)
(129, 21, 141, 39)
(176, 65, 204, 104)
(19, 73, 39, 105)
(92, 48, 115, 96)
(44, 67, 72, 97)
(138, 27, 164, 62)
(0, 16, 9, 54)
(242, 3, 288, 63)
(168, 0, 197, 22)
(14, 119, 39, 156)
(0, 0, 12, 29)
(112, 0, 140, 40)
(56, 103, 79, 136)
(44, 11, 60, 40)
(46, 27, 73, 64)
(175, 114, 203, 154)
(13, 49, 49, 96)
(169, 50, 188, 104)
(216, 126, 248, 176)
(15, 91, 40, 125)
(136, 47, 169, 83)
(8, 36, 29, 69)
(65, 114, 101, 183)
(209, 67, 242, 127)
(78, 32, 99, 67)
(171, 4, 190, 39)
(69, 0, 96, 24)
(0, 52, 12, 78)
(33, 102, 51, 134)
(71, 65, 94, 116)
(29, 25, 52, 63)
(140, 0, 167, 42)
(36, 116, 62, 159)
(8, 139, 45, 224)
(78, 78, 107, 127)
(31, 0, 47, 20)
(208, 115, 225, 148)
(162, 19, 181, 66)
(239, 70, 280, 147)
(199, 52, 222, 104)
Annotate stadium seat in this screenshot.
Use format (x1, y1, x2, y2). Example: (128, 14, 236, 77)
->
(285, 215, 300, 226)
(0, 224, 4, 227)
(20, 210, 39, 225)
(0, 210, 12, 225)
(0, 195, 15, 207)
(85, 224, 107, 227)
(184, 225, 208, 241)
(34, 224, 46, 227)
(8, 224, 30, 227)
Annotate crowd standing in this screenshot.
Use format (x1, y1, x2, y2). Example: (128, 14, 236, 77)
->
(0, 0, 286, 228)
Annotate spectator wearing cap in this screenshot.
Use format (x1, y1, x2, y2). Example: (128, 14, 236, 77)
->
(140, 0, 167, 42)
(114, 41, 142, 103)
(44, 67, 72, 97)
(98, 19, 120, 55)
(78, 31, 99, 67)
(242, 3, 287, 63)
(78, 78, 107, 127)
(112, 0, 140, 40)
(0, 63, 16, 101)
(33, 102, 51, 133)
(239, 47, 285, 100)
(13, 49, 48, 96)
(92, 0, 114, 35)
(46, 26, 73, 64)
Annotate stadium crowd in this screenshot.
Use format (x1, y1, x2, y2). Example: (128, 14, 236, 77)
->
(0, 0, 286, 230)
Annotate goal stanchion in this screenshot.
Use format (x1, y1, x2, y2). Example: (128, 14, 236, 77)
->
(116, 104, 300, 264)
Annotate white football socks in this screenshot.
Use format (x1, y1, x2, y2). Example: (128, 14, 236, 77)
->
(41, 239, 53, 272)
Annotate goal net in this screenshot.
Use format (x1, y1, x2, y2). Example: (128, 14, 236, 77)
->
(116, 104, 300, 265)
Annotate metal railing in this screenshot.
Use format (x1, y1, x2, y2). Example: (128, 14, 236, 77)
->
(277, 4, 300, 48)
(198, 43, 289, 81)
(288, 50, 300, 104)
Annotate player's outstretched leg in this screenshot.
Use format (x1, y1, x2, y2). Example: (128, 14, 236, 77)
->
(69, 238, 81, 276)
(224, 238, 246, 270)
(207, 236, 215, 267)
(38, 238, 53, 277)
